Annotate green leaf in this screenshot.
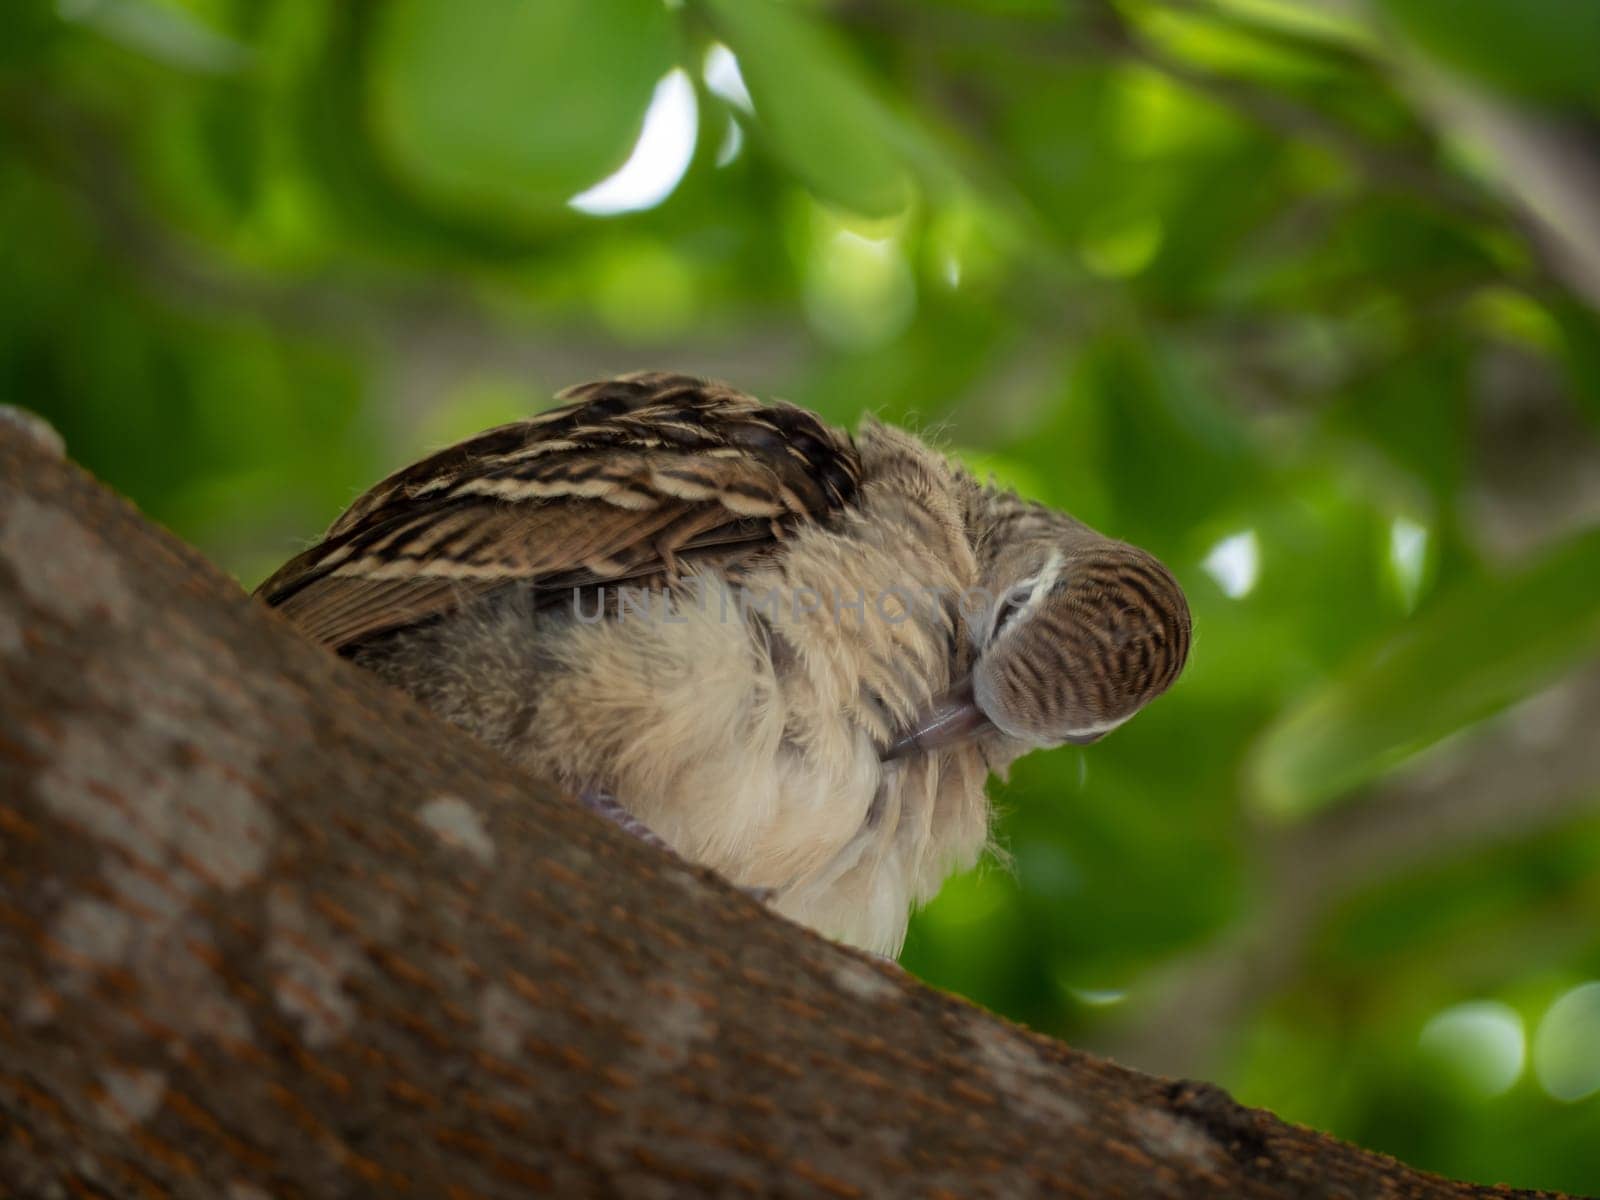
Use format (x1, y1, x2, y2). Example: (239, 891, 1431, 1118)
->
(369, 0, 675, 223)
(698, 0, 911, 217)
(0, 0, 61, 67)
(1248, 527, 1600, 819)
(1376, 0, 1600, 110)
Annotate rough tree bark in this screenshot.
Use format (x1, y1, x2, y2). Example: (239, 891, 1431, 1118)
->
(0, 417, 1576, 1199)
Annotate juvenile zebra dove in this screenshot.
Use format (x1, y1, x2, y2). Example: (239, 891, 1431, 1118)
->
(257, 374, 1190, 954)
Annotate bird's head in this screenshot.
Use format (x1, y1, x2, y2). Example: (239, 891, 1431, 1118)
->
(884, 540, 1191, 760)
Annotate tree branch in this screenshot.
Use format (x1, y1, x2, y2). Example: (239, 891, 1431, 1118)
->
(1395, 65, 1600, 314)
(0, 422, 1575, 1197)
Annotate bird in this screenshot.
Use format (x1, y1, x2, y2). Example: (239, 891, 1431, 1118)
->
(255, 373, 1191, 955)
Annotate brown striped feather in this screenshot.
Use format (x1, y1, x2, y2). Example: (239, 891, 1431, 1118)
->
(256, 373, 862, 652)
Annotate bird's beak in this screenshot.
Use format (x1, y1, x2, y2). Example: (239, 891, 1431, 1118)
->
(883, 679, 993, 762)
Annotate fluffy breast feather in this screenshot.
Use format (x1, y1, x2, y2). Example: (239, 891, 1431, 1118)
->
(519, 425, 993, 953)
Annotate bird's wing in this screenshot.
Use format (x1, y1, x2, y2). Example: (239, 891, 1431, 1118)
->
(254, 373, 862, 651)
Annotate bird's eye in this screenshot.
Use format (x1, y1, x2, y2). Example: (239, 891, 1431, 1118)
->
(990, 585, 1032, 642)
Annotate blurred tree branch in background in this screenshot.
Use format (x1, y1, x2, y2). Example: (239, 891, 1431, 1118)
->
(1104, 662, 1600, 1077)
(0, 89, 805, 428)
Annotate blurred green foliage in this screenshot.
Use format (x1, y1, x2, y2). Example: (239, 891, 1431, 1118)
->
(3, 0, 1599, 1190)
